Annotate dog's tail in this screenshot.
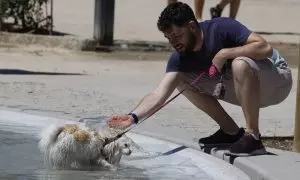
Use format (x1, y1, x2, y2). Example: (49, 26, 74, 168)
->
(38, 124, 64, 156)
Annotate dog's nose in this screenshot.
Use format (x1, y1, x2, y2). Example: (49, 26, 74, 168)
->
(127, 150, 132, 156)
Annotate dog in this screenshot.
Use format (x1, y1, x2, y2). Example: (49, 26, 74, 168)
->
(38, 123, 132, 170)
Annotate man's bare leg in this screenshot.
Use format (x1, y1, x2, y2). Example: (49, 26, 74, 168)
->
(218, 0, 231, 10)
(167, 0, 205, 21)
(177, 84, 240, 134)
(229, 0, 241, 19)
(210, 0, 230, 19)
(194, 0, 205, 20)
(232, 59, 260, 137)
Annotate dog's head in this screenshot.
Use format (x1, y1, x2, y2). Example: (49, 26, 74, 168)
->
(117, 136, 132, 156)
(119, 142, 132, 155)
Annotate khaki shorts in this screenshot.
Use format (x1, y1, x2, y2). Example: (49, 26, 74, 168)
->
(181, 56, 293, 108)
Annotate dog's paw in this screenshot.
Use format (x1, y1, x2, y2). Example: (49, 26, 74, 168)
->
(108, 166, 118, 171)
(97, 159, 116, 170)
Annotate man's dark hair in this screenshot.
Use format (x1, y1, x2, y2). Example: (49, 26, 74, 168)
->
(157, 2, 198, 32)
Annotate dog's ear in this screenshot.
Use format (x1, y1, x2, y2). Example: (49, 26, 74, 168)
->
(55, 127, 65, 139)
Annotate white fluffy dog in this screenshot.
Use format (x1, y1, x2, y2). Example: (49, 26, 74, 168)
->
(38, 123, 132, 170)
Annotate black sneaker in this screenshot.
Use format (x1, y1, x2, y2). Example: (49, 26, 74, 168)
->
(226, 133, 267, 157)
(210, 5, 223, 19)
(199, 128, 245, 148)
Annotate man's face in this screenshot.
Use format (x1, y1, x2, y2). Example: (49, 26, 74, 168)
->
(163, 25, 196, 54)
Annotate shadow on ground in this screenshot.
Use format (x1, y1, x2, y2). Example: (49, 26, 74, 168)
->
(256, 31, 300, 36)
(0, 69, 84, 75)
(30, 29, 72, 36)
(1, 28, 72, 36)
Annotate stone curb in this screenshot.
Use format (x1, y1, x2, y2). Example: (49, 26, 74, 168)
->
(0, 32, 98, 51)
(134, 130, 300, 180)
(0, 32, 173, 52)
(0, 32, 298, 52)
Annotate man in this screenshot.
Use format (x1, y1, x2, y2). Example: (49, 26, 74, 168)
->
(107, 2, 292, 156)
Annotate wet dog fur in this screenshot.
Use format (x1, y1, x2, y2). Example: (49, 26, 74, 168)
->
(38, 123, 132, 170)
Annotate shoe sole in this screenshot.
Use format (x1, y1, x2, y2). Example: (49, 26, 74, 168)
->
(224, 148, 267, 157)
(199, 143, 232, 149)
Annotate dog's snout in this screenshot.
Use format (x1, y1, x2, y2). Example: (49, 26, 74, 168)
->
(127, 150, 132, 156)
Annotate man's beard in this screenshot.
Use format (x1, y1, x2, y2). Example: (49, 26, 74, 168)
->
(180, 30, 196, 55)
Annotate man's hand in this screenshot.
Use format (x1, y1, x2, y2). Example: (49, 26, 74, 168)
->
(212, 49, 228, 73)
(209, 65, 219, 78)
(107, 115, 134, 129)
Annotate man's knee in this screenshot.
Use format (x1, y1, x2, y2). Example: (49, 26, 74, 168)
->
(231, 58, 257, 83)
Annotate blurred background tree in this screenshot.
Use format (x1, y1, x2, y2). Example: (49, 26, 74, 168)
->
(0, 0, 51, 33)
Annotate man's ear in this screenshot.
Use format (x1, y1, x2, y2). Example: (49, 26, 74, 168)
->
(187, 20, 198, 34)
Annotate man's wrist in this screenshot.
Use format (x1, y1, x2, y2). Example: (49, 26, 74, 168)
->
(128, 112, 139, 124)
(219, 48, 230, 60)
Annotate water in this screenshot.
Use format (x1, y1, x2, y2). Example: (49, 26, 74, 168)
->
(0, 129, 212, 180)
(0, 111, 248, 180)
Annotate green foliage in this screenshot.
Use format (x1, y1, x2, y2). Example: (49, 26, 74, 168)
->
(0, 0, 49, 31)
(0, 0, 9, 17)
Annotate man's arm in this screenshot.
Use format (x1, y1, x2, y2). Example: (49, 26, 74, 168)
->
(221, 32, 273, 60)
(130, 72, 182, 120)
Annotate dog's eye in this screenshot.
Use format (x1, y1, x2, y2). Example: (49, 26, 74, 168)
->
(124, 144, 128, 148)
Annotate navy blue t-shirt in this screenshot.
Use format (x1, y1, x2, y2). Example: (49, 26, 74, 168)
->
(166, 17, 252, 73)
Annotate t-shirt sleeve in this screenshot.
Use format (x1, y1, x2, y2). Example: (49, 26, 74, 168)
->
(166, 52, 181, 72)
(217, 18, 252, 46)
